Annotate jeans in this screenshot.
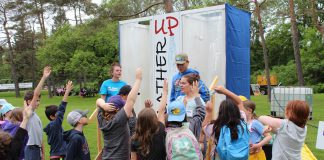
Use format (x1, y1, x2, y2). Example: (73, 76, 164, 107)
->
(24, 145, 41, 160)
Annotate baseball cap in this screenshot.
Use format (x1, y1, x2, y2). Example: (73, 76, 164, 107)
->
(167, 101, 186, 122)
(0, 99, 8, 106)
(238, 95, 248, 102)
(0, 103, 15, 116)
(175, 53, 188, 64)
(67, 109, 89, 126)
(108, 95, 125, 110)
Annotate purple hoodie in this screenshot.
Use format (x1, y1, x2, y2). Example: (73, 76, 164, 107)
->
(0, 120, 29, 159)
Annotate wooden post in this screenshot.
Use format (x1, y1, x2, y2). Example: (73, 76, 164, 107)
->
(89, 108, 102, 160)
(205, 76, 218, 160)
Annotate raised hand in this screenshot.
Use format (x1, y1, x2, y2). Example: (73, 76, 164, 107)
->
(43, 66, 51, 78)
(23, 106, 33, 119)
(192, 80, 200, 97)
(65, 80, 73, 93)
(214, 85, 225, 94)
(144, 99, 153, 108)
(135, 68, 142, 80)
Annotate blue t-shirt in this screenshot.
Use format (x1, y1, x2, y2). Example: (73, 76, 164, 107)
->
(248, 119, 264, 144)
(99, 79, 126, 102)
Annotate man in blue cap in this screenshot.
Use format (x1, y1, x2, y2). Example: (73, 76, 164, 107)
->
(171, 53, 210, 102)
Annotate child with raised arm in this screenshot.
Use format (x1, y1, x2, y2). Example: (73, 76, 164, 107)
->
(202, 86, 249, 160)
(131, 79, 168, 160)
(43, 81, 73, 160)
(96, 68, 142, 160)
(0, 106, 33, 159)
(258, 100, 310, 160)
(165, 80, 203, 160)
(24, 66, 51, 160)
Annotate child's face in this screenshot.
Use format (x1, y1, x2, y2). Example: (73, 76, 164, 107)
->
(50, 114, 57, 121)
(112, 66, 122, 79)
(79, 116, 88, 126)
(245, 108, 253, 119)
(180, 77, 191, 93)
(27, 98, 40, 108)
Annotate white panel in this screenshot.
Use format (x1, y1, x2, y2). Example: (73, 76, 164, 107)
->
(120, 5, 227, 115)
(151, 12, 182, 110)
(182, 9, 226, 117)
(120, 22, 152, 113)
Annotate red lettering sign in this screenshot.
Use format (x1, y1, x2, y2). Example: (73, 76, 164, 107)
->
(154, 16, 179, 36)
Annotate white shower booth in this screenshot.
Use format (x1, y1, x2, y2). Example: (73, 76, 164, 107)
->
(119, 4, 251, 114)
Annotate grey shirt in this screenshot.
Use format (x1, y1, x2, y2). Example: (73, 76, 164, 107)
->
(272, 119, 307, 160)
(26, 111, 43, 147)
(188, 97, 206, 140)
(98, 108, 130, 160)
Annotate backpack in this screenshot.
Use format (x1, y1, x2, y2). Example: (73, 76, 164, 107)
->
(216, 121, 249, 160)
(166, 127, 203, 160)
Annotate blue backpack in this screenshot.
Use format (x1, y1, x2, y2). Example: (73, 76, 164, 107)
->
(216, 121, 250, 160)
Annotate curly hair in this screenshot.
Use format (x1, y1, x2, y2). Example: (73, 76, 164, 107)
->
(0, 131, 11, 157)
(132, 108, 159, 156)
(212, 99, 246, 142)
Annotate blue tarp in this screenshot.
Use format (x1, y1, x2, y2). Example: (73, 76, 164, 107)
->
(225, 4, 251, 99)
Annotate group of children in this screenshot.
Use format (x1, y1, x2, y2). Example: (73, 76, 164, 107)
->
(95, 67, 310, 160)
(0, 65, 310, 160)
(0, 66, 91, 160)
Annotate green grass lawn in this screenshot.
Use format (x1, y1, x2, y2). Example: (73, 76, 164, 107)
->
(1, 91, 323, 159)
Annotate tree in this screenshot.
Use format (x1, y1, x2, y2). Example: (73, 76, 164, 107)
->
(31, 0, 46, 39)
(300, 27, 324, 86)
(0, 1, 20, 97)
(164, 0, 173, 13)
(254, 0, 271, 101)
(310, 0, 324, 38)
(289, 0, 305, 86)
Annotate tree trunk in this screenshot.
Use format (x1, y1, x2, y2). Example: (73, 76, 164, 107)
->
(39, 1, 46, 38)
(47, 77, 53, 98)
(164, 0, 173, 13)
(310, 0, 324, 38)
(289, 0, 305, 86)
(2, 7, 20, 97)
(34, 0, 46, 39)
(73, 5, 78, 25)
(31, 34, 37, 88)
(183, 0, 189, 10)
(78, 4, 82, 24)
(255, 1, 271, 102)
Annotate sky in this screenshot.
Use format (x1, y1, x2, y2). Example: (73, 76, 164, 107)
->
(0, 0, 104, 46)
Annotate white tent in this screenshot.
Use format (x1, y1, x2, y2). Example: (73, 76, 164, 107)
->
(119, 4, 251, 114)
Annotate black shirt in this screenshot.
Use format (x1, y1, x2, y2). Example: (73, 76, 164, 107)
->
(1, 127, 28, 160)
(131, 122, 166, 160)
